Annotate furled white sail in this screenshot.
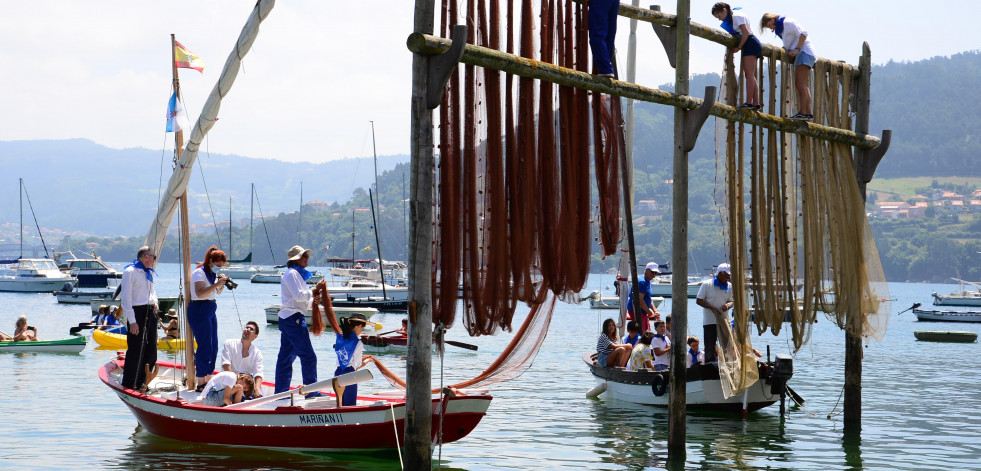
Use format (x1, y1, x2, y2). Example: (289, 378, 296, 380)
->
(145, 0, 276, 256)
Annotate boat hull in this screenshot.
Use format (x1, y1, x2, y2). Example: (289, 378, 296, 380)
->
(913, 330, 978, 342)
(251, 273, 325, 284)
(0, 276, 77, 293)
(54, 290, 115, 304)
(913, 308, 981, 323)
(100, 360, 491, 451)
(88, 297, 178, 315)
(932, 291, 981, 307)
(0, 336, 86, 353)
(92, 329, 188, 351)
(583, 353, 783, 413)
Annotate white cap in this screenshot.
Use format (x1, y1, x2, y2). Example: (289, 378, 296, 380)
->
(716, 263, 731, 275)
(645, 262, 660, 273)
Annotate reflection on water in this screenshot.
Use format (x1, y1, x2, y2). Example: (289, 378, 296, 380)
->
(109, 426, 405, 471)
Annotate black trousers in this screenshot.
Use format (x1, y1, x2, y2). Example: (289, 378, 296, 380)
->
(121, 304, 158, 390)
(703, 324, 718, 363)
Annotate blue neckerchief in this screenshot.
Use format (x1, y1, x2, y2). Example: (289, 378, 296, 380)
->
(202, 267, 216, 284)
(774, 16, 786, 38)
(288, 263, 312, 281)
(624, 333, 640, 345)
(334, 332, 361, 369)
(124, 259, 155, 282)
(713, 275, 731, 291)
(689, 348, 699, 364)
(720, 12, 737, 35)
(654, 333, 666, 341)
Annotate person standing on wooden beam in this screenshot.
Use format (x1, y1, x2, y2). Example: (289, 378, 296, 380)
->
(588, 0, 620, 78)
(760, 12, 816, 121)
(712, 2, 763, 111)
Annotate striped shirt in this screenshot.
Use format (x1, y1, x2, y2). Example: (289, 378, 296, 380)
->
(596, 334, 615, 355)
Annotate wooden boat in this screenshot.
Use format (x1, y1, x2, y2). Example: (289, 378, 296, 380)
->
(0, 336, 86, 353)
(263, 305, 379, 326)
(99, 359, 492, 451)
(913, 330, 978, 343)
(913, 308, 981, 323)
(583, 352, 794, 413)
(362, 334, 410, 354)
(92, 328, 188, 351)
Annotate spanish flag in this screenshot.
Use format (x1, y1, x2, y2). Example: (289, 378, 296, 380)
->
(174, 41, 205, 73)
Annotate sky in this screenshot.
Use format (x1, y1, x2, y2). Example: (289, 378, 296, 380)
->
(1, 1, 978, 164)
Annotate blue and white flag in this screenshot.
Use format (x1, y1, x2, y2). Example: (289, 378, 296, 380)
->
(166, 92, 187, 132)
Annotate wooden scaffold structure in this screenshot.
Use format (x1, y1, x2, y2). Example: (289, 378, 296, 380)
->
(406, 0, 891, 466)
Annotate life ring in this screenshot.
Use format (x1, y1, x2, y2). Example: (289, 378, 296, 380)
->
(651, 373, 668, 397)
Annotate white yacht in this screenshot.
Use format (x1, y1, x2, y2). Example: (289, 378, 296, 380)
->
(0, 258, 78, 293)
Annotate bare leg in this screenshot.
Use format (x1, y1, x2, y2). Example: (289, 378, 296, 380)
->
(795, 64, 812, 114)
(742, 55, 759, 106)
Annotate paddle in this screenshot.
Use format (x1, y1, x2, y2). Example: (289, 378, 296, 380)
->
(224, 368, 374, 410)
(787, 385, 806, 406)
(69, 322, 97, 335)
(444, 340, 478, 351)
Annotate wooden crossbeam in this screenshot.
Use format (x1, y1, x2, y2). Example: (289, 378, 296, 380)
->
(406, 33, 881, 150)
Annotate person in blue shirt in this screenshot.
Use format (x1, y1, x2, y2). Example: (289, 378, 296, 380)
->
(626, 262, 662, 333)
(313, 281, 376, 407)
(622, 320, 641, 346)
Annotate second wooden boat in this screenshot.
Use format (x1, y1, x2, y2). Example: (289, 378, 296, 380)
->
(0, 336, 86, 353)
(913, 330, 978, 343)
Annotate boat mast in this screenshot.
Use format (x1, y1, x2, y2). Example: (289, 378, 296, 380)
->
(250, 183, 254, 268)
(369, 189, 387, 297)
(171, 33, 196, 387)
(229, 197, 233, 259)
(298, 181, 303, 249)
(351, 210, 356, 263)
(19, 178, 22, 258)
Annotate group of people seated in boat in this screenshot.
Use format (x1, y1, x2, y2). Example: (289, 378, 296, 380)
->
(1, 316, 39, 341)
(597, 262, 739, 370)
(94, 305, 124, 330)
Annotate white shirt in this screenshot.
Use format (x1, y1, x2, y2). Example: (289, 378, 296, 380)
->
(120, 265, 158, 324)
(278, 267, 312, 319)
(190, 266, 217, 301)
(221, 338, 264, 379)
(652, 334, 671, 367)
(778, 17, 815, 59)
(200, 371, 237, 398)
(687, 349, 705, 368)
(697, 278, 734, 325)
(731, 10, 752, 36)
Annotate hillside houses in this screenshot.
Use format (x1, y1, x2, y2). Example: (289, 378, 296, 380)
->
(873, 190, 981, 218)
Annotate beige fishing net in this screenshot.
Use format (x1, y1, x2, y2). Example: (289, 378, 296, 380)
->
(713, 50, 891, 398)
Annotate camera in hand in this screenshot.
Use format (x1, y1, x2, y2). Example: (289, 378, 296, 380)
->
(223, 277, 238, 290)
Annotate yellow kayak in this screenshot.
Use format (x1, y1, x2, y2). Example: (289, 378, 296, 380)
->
(92, 329, 191, 351)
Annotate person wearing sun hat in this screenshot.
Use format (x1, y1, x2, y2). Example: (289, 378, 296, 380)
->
(695, 262, 735, 363)
(626, 262, 663, 333)
(273, 245, 320, 396)
(312, 280, 376, 407)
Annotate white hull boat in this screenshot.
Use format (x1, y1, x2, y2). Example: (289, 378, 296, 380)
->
(932, 290, 981, 307)
(0, 258, 77, 293)
(251, 270, 324, 285)
(583, 352, 794, 414)
(219, 264, 258, 280)
(913, 308, 981, 323)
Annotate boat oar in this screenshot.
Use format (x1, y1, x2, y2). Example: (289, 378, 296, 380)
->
(69, 322, 97, 335)
(224, 369, 374, 410)
(444, 340, 478, 351)
(897, 303, 922, 316)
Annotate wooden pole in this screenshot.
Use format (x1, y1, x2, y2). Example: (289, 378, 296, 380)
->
(667, 0, 689, 454)
(171, 33, 195, 387)
(406, 34, 881, 150)
(406, 0, 435, 467)
(845, 42, 873, 431)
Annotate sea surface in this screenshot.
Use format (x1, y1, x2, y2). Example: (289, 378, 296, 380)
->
(1, 264, 980, 470)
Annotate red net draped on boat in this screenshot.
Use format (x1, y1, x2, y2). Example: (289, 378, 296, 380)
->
(434, 0, 620, 338)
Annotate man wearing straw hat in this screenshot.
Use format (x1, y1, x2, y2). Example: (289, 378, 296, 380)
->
(696, 263, 735, 363)
(273, 245, 320, 396)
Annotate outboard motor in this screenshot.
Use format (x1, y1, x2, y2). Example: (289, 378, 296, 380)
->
(61, 282, 74, 292)
(771, 354, 794, 415)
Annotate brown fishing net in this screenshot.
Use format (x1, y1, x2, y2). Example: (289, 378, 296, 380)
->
(713, 48, 891, 398)
(433, 0, 621, 338)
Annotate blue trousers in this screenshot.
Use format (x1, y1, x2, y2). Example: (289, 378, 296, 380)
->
(588, 0, 619, 75)
(334, 365, 358, 406)
(275, 312, 318, 394)
(187, 300, 218, 377)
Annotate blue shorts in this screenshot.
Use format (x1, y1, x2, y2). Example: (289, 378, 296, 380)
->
(795, 51, 816, 68)
(654, 364, 669, 371)
(202, 387, 225, 407)
(741, 35, 762, 58)
(597, 352, 610, 367)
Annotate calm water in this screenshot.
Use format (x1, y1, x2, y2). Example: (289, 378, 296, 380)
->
(2, 264, 980, 470)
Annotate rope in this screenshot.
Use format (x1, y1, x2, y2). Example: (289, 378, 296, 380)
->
(20, 182, 50, 258)
(253, 190, 278, 264)
(390, 401, 404, 469)
(196, 159, 224, 252)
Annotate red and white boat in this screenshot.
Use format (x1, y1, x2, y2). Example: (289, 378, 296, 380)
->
(99, 359, 492, 451)
(362, 334, 410, 354)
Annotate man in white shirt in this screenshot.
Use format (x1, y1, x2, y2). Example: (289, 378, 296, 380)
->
(221, 321, 264, 398)
(695, 263, 735, 363)
(274, 245, 319, 395)
(120, 246, 160, 390)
